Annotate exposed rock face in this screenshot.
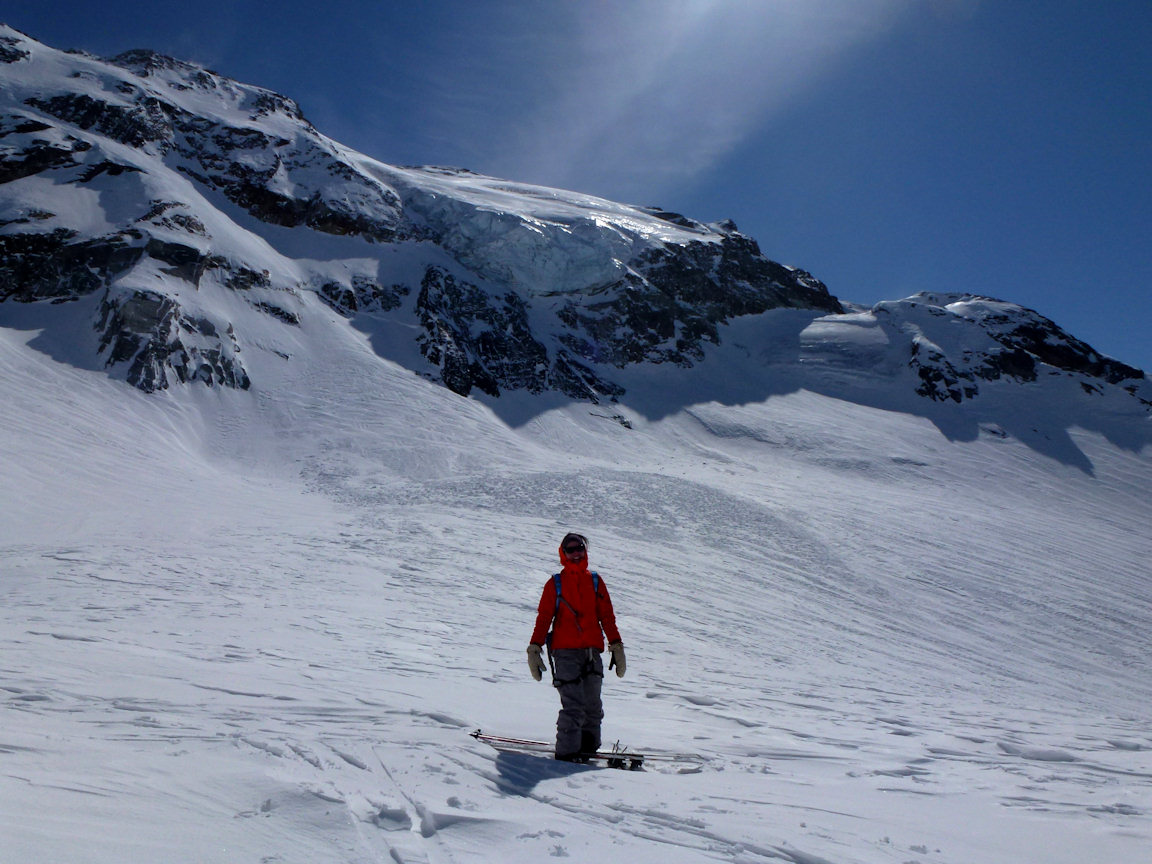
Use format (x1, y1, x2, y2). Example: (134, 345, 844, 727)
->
(27, 92, 174, 148)
(415, 266, 623, 400)
(416, 267, 544, 398)
(560, 233, 840, 367)
(97, 288, 249, 392)
(874, 293, 1148, 404)
(0, 34, 30, 64)
(23, 53, 406, 242)
(0, 229, 145, 301)
(317, 277, 408, 318)
(0, 117, 83, 183)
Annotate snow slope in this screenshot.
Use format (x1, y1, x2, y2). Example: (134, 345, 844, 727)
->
(3, 292, 1151, 864)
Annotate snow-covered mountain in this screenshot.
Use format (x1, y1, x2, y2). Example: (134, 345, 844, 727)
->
(0, 24, 843, 401)
(3, 25, 1152, 864)
(2, 25, 1146, 415)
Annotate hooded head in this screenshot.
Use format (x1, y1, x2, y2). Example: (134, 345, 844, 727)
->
(559, 532, 589, 569)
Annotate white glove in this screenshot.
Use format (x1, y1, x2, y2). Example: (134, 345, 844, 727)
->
(608, 641, 626, 678)
(527, 644, 547, 681)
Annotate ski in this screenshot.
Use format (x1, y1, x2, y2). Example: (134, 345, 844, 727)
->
(471, 729, 646, 770)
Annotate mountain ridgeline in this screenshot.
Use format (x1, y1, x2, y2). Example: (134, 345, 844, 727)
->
(0, 25, 1147, 420)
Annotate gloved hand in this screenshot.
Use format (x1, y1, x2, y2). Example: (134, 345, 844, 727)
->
(527, 644, 547, 681)
(608, 641, 626, 678)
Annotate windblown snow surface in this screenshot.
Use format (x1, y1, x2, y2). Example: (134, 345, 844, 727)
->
(3, 292, 1152, 864)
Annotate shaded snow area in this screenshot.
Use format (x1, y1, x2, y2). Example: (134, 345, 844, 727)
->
(3, 317, 1152, 864)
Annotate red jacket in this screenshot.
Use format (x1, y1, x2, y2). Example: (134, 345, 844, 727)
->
(530, 552, 621, 651)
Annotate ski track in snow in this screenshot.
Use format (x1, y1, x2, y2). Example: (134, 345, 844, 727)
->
(3, 323, 1152, 863)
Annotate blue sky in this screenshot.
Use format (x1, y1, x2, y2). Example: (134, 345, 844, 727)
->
(7, 0, 1151, 371)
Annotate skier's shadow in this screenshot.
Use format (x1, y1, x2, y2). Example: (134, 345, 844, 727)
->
(491, 752, 594, 796)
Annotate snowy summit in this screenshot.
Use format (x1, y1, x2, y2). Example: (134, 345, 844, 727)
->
(2, 24, 1152, 864)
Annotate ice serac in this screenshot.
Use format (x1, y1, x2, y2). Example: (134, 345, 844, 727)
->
(0, 24, 1148, 413)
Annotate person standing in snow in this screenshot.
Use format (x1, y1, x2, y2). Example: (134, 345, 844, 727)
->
(526, 532, 626, 762)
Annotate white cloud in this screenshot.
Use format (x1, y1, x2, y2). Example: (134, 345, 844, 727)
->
(466, 0, 912, 201)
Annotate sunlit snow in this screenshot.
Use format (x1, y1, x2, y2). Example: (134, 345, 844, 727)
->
(3, 303, 1151, 862)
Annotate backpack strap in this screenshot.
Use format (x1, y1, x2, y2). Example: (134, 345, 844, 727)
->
(552, 572, 601, 617)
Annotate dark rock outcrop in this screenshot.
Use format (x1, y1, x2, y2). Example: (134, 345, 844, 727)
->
(0, 118, 86, 183)
(416, 266, 623, 401)
(0, 230, 143, 302)
(0, 34, 30, 64)
(987, 317, 1142, 386)
(560, 233, 841, 367)
(878, 293, 1147, 404)
(28, 92, 174, 148)
(317, 276, 408, 317)
(97, 288, 249, 392)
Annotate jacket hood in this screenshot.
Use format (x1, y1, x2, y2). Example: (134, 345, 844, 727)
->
(558, 532, 589, 571)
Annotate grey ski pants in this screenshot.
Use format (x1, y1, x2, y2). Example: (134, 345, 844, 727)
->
(551, 648, 604, 757)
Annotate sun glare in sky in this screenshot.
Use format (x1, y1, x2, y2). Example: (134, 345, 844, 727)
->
(486, 0, 911, 199)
